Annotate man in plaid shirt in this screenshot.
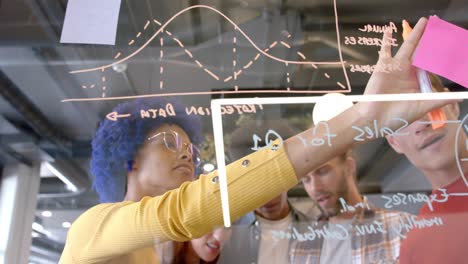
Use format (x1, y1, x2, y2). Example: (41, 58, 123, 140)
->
(290, 151, 413, 264)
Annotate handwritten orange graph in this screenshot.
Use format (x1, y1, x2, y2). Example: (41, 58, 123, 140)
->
(63, 2, 350, 102)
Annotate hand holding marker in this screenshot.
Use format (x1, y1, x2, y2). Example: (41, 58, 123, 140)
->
(402, 18, 447, 129)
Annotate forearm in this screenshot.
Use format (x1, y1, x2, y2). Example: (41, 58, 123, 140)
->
(285, 102, 366, 179)
(284, 16, 453, 179)
(61, 145, 298, 263)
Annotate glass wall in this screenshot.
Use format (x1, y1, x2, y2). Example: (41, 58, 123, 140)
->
(0, 0, 466, 263)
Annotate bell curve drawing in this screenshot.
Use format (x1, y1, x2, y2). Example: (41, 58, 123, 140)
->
(62, 2, 351, 102)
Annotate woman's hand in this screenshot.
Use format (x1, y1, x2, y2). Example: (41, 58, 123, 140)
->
(357, 17, 460, 129)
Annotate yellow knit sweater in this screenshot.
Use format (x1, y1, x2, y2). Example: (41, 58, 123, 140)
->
(60, 145, 298, 263)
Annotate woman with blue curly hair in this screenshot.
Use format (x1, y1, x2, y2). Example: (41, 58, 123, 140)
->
(60, 18, 454, 264)
(90, 97, 203, 204)
(90, 97, 231, 263)
(65, 96, 231, 263)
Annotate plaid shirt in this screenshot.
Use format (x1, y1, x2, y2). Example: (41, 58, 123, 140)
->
(218, 202, 314, 264)
(290, 208, 412, 264)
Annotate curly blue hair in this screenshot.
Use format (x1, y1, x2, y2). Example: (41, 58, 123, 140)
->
(90, 97, 203, 203)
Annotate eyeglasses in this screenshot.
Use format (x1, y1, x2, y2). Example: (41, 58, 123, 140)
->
(147, 131, 201, 166)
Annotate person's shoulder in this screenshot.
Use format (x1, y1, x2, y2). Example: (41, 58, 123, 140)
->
(80, 201, 132, 216)
(69, 201, 133, 233)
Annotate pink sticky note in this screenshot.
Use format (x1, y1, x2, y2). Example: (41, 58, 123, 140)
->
(413, 16, 468, 88)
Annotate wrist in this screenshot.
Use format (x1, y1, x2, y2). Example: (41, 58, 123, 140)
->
(352, 102, 375, 122)
(346, 103, 380, 145)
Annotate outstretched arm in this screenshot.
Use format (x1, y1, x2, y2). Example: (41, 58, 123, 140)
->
(60, 17, 458, 264)
(285, 17, 458, 179)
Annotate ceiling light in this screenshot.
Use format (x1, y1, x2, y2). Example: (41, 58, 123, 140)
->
(112, 63, 127, 73)
(62, 222, 71, 229)
(203, 163, 215, 172)
(32, 222, 44, 232)
(41, 211, 52, 217)
(312, 93, 354, 125)
(43, 162, 78, 192)
(32, 222, 51, 237)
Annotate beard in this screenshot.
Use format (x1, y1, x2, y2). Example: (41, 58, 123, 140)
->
(321, 178, 350, 218)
